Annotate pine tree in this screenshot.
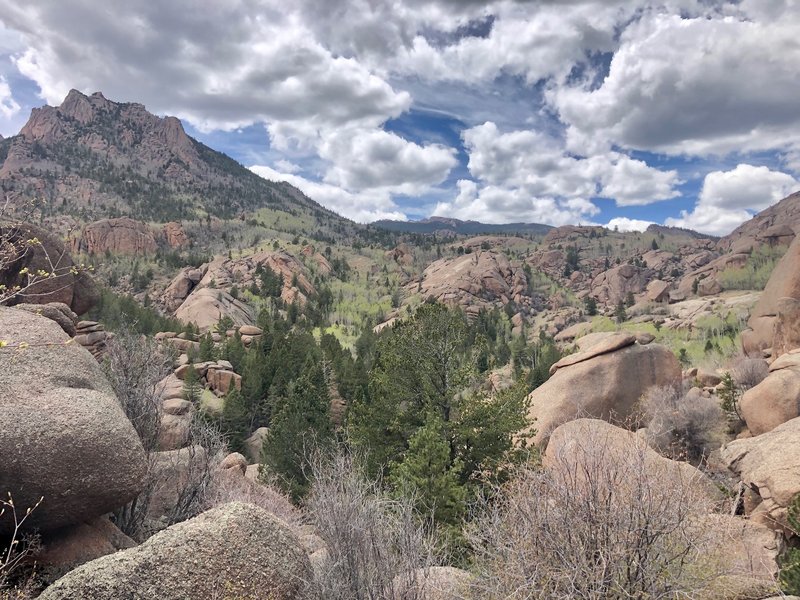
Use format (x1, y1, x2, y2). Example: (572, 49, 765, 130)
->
(584, 296, 598, 316)
(260, 358, 333, 502)
(198, 332, 216, 361)
(391, 413, 465, 525)
(182, 364, 203, 403)
(221, 387, 249, 453)
(615, 300, 628, 323)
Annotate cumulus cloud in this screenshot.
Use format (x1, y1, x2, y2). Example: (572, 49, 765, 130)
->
(432, 179, 600, 226)
(2, 0, 798, 226)
(436, 121, 680, 224)
(0, 75, 19, 119)
(2, 0, 410, 139)
(550, 9, 800, 157)
(249, 164, 406, 223)
(665, 164, 799, 235)
(320, 128, 457, 194)
(605, 217, 655, 232)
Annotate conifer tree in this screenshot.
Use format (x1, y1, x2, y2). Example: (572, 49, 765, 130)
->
(182, 364, 203, 403)
(391, 413, 465, 525)
(221, 387, 249, 453)
(260, 358, 333, 502)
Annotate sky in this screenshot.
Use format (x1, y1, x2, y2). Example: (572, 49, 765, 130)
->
(0, 1, 799, 235)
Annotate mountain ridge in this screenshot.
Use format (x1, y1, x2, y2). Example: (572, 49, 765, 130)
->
(0, 89, 350, 228)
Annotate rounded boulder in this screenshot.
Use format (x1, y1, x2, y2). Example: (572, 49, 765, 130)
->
(0, 307, 146, 534)
(39, 502, 312, 600)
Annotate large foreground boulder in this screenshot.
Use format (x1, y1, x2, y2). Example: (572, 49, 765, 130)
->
(39, 502, 312, 600)
(526, 337, 681, 445)
(0, 307, 146, 534)
(721, 416, 800, 531)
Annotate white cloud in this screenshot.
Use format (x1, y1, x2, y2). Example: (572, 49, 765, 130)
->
(0, 75, 19, 119)
(432, 179, 600, 226)
(320, 128, 457, 194)
(665, 164, 799, 235)
(250, 164, 406, 223)
(3, 0, 410, 141)
(605, 217, 655, 232)
(447, 121, 680, 224)
(550, 10, 800, 157)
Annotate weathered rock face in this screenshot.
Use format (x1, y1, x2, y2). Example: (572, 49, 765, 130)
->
(773, 297, 800, 358)
(174, 287, 255, 330)
(72, 217, 157, 255)
(0, 307, 147, 534)
(526, 339, 681, 446)
(740, 362, 800, 436)
(721, 416, 800, 532)
(161, 221, 188, 248)
(545, 419, 717, 499)
(0, 222, 99, 315)
(11, 301, 77, 337)
(721, 191, 800, 253)
(163, 249, 314, 328)
(36, 517, 136, 583)
(742, 233, 800, 355)
(39, 502, 312, 600)
(590, 264, 651, 305)
(410, 250, 534, 317)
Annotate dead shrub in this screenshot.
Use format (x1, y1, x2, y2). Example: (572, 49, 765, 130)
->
(640, 384, 725, 462)
(306, 450, 440, 600)
(468, 423, 727, 599)
(0, 493, 41, 598)
(203, 470, 300, 529)
(730, 356, 769, 390)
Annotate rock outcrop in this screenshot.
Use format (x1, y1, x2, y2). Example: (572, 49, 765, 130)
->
(174, 287, 255, 330)
(0, 307, 146, 534)
(590, 264, 651, 305)
(163, 250, 314, 328)
(741, 233, 800, 355)
(72, 217, 158, 255)
(409, 250, 535, 317)
(526, 334, 681, 445)
(721, 416, 800, 532)
(545, 419, 717, 499)
(740, 354, 800, 436)
(161, 221, 188, 248)
(39, 502, 312, 600)
(0, 222, 98, 315)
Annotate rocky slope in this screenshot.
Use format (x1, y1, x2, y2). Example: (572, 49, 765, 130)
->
(0, 89, 347, 225)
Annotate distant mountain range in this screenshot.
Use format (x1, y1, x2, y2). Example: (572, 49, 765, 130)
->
(373, 216, 554, 237)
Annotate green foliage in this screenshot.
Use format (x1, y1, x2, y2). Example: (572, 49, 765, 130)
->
(87, 286, 183, 334)
(614, 300, 628, 323)
(584, 296, 598, 316)
(260, 358, 334, 502)
(182, 365, 203, 403)
(198, 332, 216, 361)
(524, 332, 563, 390)
(390, 412, 466, 524)
(221, 387, 249, 454)
(718, 244, 787, 291)
(779, 494, 800, 594)
(348, 302, 531, 526)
